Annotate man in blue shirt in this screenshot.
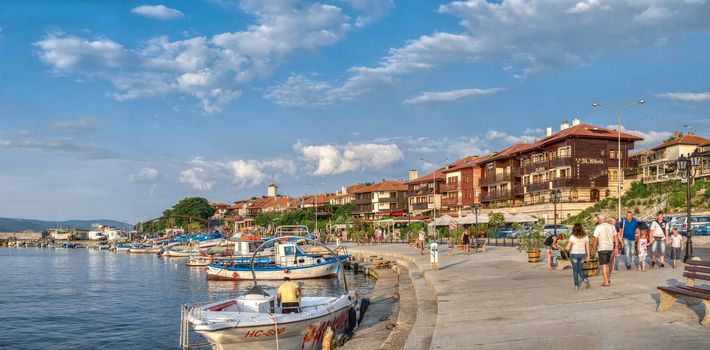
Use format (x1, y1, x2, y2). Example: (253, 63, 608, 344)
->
(618, 211, 640, 270)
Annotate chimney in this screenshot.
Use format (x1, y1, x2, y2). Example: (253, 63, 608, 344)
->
(340, 186, 347, 195)
(560, 120, 570, 131)
(408, 169, 418, 181)
(546, 126, 552, 137)
(572, 118, 581, 126)
(674, 131, 681, 139)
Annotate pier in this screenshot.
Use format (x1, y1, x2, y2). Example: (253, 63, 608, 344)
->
(343, 244, 710, 349)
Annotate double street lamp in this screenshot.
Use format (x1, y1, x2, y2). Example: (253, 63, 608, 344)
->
(592, 99, 646, 222)
(550, 189, 561, 236)
(677, 150, 703, 262)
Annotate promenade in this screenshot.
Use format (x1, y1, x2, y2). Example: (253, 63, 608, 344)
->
(344, 243, 710, 350)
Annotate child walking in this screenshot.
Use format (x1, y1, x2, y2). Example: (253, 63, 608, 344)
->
(669, 228, 685, 268)
(637, 230, 649, 271)
(447, 235, 454, 256)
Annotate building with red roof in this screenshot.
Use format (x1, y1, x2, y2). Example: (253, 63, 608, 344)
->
(351, 180, 408, 220)
(636, 131, 710, 184)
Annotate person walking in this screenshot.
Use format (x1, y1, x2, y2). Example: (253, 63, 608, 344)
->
(461, 228, 471, 255)
(375, 228, 383, 246)
(618, 211, 640, 270)
(669, 228, 685, 268)
(649, 212, 669, 268)
(592, 214, 618, 287)
(418, 229, 426, 255)
(637, 229, 649, 272)
(544, 233, 564, 270)
(565, 223, 590, 290)
(609, 217, 621, 272)
(447, 235, 455, 256)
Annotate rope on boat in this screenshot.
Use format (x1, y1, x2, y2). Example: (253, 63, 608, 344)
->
(269, 314, 280, 350)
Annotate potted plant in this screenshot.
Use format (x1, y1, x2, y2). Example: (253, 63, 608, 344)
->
(517, 219, 546, 263)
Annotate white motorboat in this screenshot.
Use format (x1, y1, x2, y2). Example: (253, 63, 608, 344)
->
(183, 236, 358, 350)
(162, 248, 197, 258)
(187, 256, 210, 267)
(205, 241, 347, 281)
(130, 245, 162, 254)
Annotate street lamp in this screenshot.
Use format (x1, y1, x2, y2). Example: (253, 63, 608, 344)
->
(677, 150, 703, 262)
(305, 182, 325, 234)
(473, 204, 482, 236)
(550, 189, 561, 236)
(592, 99, 646, 222)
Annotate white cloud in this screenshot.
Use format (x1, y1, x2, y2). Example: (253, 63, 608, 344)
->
(131, 5, 184, 20)
(607, 125, 673, 150)
(566, 0, 610, 14)
(657, 91, 710, 102)
(341, 0, 395, 27)
(271, 0, 710, 106)
(35, 1, 356, 114)
(129, 167, 160, 183)
(403, 87, 503, 105)
(294, 141, 403, 175)
(179, 157, 296, 191)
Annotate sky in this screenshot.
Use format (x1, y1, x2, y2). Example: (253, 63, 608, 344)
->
(1, 0, 710, 222)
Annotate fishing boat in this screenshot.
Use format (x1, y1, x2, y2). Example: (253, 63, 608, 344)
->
(162, 248, 198, 258)
(182, 236, 359, 350)
(129, 245, 162, 254)
(205, 241, 348, 281)
(186, 256, 210, 267)
(115, 244, 131, 252)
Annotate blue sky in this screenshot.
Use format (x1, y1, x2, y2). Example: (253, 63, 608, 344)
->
(1, 0, 710, 222)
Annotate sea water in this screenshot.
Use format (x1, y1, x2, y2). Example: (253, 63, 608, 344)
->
(0, 248, 372, 349)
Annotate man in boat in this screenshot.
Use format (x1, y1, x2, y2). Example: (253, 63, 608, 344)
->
(277, 277, 301, 314)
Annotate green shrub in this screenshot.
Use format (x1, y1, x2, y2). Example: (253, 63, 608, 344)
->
(628, 181, 651, 198)
(668, 192, 685, 208)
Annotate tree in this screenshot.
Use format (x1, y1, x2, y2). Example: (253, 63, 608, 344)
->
(171, 197, 215, 223)
(487, 213, 506, 238)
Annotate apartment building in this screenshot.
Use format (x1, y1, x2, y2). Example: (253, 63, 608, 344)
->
(352, 180, 408, 220)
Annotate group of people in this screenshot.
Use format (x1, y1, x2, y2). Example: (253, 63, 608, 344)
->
(548, 211, 687, 290)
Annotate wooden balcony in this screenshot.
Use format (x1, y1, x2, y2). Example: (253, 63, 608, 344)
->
(411, 202, 430, 210)
(440, 182, 459, 192)
(441, 197, 459, 207)
(524, 155, 573, 174)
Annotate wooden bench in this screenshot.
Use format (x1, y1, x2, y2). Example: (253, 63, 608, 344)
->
(657, 260, 710, 325)
(470, 238, 488, 253)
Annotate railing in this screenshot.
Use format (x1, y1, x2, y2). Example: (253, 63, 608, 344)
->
(440, 182, 459, 192)
(524, 155, 573, 174)
(480, 190, 511, 201)
(411, 203, 430, 210)
(408, 187, 434, 196)
(377, 197, 399, 203)
(526, 181, 550, 192)
(441, 197, 459, 206)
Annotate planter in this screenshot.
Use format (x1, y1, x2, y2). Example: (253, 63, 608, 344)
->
(457, 243, 465, 250)
(583, 258, 599, 277)
(527, 249, 541, 263)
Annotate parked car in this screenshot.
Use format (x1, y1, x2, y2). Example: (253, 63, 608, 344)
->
(495, 226, 519, 238)
(543, 224, 569, 236)
(672, 216, 710, 235)
(691, 222, 710, 236)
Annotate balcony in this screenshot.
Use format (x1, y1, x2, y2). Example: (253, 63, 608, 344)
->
(526, 181, 550, 193)
(524, 155, 573, 174)
(407, 187, 434, 197)
(441, 197, 459, 207)
(377, 197, 399, 203)
(411, 202, 430, 210)
(480, 190, 511, 202)
(440, 181, 459, 192)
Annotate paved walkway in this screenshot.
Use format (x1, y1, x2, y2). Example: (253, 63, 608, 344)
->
(344, 243, 710, 349)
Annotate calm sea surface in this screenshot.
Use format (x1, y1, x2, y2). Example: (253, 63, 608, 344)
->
(0, 248, 372, 350)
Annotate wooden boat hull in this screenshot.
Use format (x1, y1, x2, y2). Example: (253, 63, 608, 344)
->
(206, 260, 340, 281)
(192, 296, 355, 350)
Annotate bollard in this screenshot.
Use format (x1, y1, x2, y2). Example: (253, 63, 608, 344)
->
(430, 242, 439, 270)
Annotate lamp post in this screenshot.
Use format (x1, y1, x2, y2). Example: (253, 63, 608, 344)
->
(677, 150, 702, 262)
(306, 182, 325, 234)
(550, 189, 561, 235)
(592, 99, 646, 222)
(473, 204, 482, 236)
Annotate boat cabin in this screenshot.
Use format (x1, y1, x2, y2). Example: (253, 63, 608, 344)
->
(275, 243, 325, 267)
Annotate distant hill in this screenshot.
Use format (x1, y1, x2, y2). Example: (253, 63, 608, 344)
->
(0, 217, 130, 232)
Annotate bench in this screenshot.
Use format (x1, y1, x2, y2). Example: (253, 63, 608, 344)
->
(657, 260, 710, 325)
(470, 238, 488, 253)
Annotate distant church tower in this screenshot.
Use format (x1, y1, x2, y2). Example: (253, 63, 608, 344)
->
(267, 180, 278, 198)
